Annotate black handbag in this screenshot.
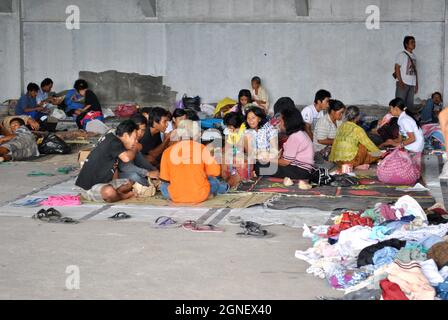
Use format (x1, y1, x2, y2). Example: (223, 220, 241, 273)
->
(182, 94, 201, 112)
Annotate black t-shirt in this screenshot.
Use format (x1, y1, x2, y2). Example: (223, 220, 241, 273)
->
(85, 90, 102, 113)
(140, 128, 162, 155)
(75, 133, 126, 190)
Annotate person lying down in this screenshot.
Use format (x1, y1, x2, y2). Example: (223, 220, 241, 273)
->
(0, 117, 40, 162)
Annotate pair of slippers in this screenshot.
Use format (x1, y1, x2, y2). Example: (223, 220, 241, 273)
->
(32, 208, 79, 224)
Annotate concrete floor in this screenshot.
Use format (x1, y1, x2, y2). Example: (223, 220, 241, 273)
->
(0, 154, 344, 300)
(0, 152, 444, 300)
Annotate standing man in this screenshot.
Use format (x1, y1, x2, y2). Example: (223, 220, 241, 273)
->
(395, 36, 418, 112)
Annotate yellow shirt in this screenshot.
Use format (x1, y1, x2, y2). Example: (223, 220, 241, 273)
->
(329, 121, 380, 162)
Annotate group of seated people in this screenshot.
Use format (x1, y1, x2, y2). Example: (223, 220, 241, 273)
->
(2, 75, 430, 203)
(73, 76, 427, 204)
(14, 78, 104, 131)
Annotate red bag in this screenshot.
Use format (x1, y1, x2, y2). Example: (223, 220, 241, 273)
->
(114, 104, 138, 118)
(377, 148, 420, 185)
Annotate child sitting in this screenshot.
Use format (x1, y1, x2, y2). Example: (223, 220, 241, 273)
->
(0, 118, 39, 162)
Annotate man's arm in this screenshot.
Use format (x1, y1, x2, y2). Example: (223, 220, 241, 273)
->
(395, 64, 405, 88)
(317, 138, 334, 146)
(118, 150, 137, 163)
(147, 134, 171, 163)
(304, 123, 313, 140)
(23, 101, 44, 113)
(0, 134, 16, 144)
(26, 118, 40, 131)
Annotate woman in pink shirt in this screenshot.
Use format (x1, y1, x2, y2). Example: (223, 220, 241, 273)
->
(274, 107, 316, 190)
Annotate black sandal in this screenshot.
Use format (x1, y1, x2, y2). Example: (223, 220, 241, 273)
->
(33, 208, 79, 224)
(109, 212, 132, 220)
(46, 208, 62, 218)
(237, 221, 273, 238)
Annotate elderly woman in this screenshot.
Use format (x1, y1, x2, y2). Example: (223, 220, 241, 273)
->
(329, 106, 380, 170)
(159, 120, 229, 204)
(313, 99, 346, 162)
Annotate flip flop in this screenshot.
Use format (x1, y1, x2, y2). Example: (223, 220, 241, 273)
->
(32, 209, 79, 224)
(45, 208, 63, 218)
(182, 220, 224, 233)
(49, 217, 80, 224)
(32, 209, 49, 220)
(109, 212, 132, 220)
(236, 221, 274, 238)
(153, 216, 180, 229)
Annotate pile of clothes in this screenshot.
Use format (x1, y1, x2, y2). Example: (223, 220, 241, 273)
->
(297, 195, 448, 300)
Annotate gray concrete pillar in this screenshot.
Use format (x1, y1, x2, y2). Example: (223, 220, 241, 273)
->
(444, 0, 448, 103)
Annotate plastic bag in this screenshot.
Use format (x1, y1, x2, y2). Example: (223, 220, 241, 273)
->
(38, 134, 71, 155)
(114, 104, 138, 118)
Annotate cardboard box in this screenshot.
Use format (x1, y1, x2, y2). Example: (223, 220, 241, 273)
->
(78, 148, 92, 168)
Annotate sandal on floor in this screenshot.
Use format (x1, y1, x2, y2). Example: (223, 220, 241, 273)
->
(33, 209, 79, 224)
(50, 217, 79, 224)
(32, 209, 49, 220)
(237, 221, 273, 238)
(182, 220, 224, 233)
(109, 212, 132, 220)
(46, 208, 62, 218)
(153, 216, 180, 229)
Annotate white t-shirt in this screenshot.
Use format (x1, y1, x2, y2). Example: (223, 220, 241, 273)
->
(395, 50, 417, 86)
(398, 112, 424, 153)
(301, 104, 323, 131)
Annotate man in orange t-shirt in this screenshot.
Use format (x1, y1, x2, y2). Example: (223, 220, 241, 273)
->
(159, 120, 229, 204)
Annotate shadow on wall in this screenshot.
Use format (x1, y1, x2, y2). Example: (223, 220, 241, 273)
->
(79, 70, 177, 107)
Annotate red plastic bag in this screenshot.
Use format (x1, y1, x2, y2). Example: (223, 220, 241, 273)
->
(377, 148, 420, 185)
(114, 104, 138, 118)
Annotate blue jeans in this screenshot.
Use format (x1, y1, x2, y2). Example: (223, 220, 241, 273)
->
(160, 177, 229, 200)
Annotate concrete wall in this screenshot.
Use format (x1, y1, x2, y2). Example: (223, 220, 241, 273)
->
(1, 0, 447, 106)
(0, 0, 21, 103)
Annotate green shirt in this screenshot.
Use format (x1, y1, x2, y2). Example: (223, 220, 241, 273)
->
(329, 121, 380, 162)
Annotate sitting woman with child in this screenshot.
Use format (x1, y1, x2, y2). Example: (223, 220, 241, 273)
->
(313, 99, 346, 162)
(329, 106, 381, 171)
